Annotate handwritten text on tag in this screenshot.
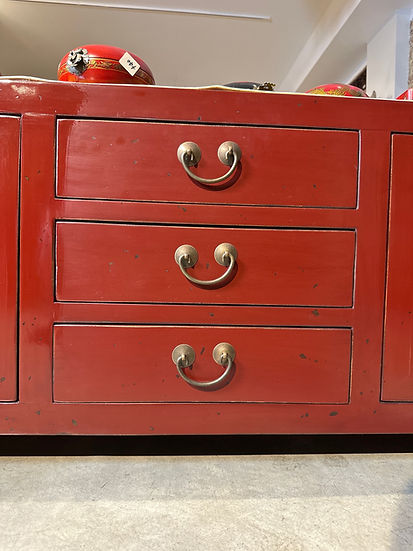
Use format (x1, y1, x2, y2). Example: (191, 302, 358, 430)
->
(119, 52, 141, 76)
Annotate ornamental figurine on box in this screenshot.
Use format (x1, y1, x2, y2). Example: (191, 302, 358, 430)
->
(58, 44, 155, 85)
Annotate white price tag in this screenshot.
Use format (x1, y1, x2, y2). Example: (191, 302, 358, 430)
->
(119, 52, 141, 76)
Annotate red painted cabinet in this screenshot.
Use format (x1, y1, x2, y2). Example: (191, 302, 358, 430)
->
(0, 81, 411, 434)
(0, 116, 19, 402)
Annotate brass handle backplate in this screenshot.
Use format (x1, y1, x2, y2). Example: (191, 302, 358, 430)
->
(177, 141, 242, 184)
(172, 343, 236, 389)
(174, 242, 237, 287)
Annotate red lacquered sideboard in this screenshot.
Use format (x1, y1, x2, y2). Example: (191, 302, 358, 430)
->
(0, 80, 412, 435)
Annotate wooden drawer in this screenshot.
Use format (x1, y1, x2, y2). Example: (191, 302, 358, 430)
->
(55, 222, 356, 307)
(53, 324, 352, 403)
(57, 119, 358, 208)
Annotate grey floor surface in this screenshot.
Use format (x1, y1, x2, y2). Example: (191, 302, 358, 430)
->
(0, 454, 412, 550)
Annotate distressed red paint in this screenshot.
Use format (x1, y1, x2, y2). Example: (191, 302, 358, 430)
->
(0, 80, 410, 434)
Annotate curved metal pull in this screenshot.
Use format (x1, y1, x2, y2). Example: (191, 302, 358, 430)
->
(174, 243, 237, 287)
(172, 343, 236, 389)
(177, 141, 242, 184)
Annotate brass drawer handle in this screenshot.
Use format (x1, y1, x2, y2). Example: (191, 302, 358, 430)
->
(177, 141, 242, 184)
(172, 343, 236, 389)
(174, 243, 237, 287)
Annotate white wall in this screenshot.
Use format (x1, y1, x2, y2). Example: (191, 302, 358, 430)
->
(279, 0, 413, 95)
(0, 0, 329, 86)
(367, 9, 412, 98)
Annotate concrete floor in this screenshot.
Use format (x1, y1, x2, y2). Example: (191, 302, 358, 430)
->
(0, 454, 412, 550)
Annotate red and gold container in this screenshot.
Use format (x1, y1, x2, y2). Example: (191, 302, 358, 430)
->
(397, 89, 413, 100)
(57, 44, 155, 85)
(305, 83, 368, 97)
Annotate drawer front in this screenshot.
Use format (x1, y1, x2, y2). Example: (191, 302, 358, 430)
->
(382, 134, 413, 401)
(53, 325, 352, 403)
(56, 222, 355, 307)
(57, 119, 358, 208)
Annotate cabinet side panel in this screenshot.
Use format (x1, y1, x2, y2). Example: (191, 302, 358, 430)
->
(382, 134, 413, 401)
(0, 117, 19, 401)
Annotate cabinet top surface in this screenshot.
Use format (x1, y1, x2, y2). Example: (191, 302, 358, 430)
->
(0, 79, 412, 131)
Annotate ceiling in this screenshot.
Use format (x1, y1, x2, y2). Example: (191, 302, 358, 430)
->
(0, 0, 412, 90)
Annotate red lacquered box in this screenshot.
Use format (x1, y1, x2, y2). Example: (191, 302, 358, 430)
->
(57, 44, 155, 85)
(397, 89, 413, 100)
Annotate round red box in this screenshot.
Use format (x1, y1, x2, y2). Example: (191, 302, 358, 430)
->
(58, 44, 155, 85)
